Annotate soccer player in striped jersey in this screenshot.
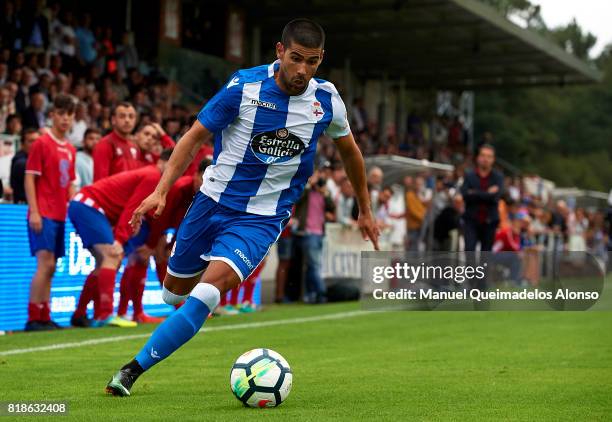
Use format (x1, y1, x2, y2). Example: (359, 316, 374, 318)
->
(106, 18, 379, 396)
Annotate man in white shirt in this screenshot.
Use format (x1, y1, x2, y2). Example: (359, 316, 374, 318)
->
(75, 128, 101, 188)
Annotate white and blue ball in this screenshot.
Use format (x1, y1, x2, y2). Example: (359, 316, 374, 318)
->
(230, 348, 292, 408)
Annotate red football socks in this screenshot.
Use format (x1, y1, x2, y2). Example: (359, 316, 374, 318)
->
(74, 273, 98, 318)
(131, 262, 149, 316)
(118, 265, 134, 316)
(96, 268, 117, 320)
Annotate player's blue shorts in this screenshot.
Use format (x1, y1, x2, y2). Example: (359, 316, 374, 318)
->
(168, 192, 289, 281)
(68, 201, 114, 249)
(27, 217, 65, 257)
(68, 201, 150, 252)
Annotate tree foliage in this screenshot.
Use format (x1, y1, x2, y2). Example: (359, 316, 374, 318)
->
(474, 1, 611, 191)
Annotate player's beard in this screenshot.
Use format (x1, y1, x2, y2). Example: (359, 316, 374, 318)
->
(279, 69, 306, 96)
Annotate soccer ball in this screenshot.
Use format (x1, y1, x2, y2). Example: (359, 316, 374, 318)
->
(230, 348, 292, 408)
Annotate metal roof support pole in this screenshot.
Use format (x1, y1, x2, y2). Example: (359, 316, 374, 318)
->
(377, 72, 388, 148)
(344, 57, 353, 121)
(251, 25, 261, 67)
(396, 77, 406, 146)
(126, 0, 132, 31)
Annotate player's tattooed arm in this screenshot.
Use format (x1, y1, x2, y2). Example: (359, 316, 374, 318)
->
(130, 121, 211, 229)
(335, 133, 380, 250)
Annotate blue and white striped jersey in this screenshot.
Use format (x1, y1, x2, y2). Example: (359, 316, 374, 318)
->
(197, 60, 350, 217)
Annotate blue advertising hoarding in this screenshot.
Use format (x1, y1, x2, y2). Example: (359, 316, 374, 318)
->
(0, 204, 260, 332)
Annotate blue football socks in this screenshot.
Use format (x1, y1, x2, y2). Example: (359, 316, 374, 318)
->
(134, 296, 210, 371)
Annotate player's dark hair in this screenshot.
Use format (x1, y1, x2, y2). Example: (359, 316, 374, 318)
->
(198, 158, 212, 174)
(281, 18, 325, 49)
(160, 148, 173, 161)
(22, 127, 38, 138)
(112, 101, 136, 117)
(84, 128, 101, 138)
(52, 94, 78, 114)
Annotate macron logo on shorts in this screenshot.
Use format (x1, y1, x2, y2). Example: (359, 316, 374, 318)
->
(234, 248, 254, 270)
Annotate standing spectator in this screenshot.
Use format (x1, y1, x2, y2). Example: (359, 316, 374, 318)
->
(75, 128, 101, 189)
(336, 176, 358, 227)
(74, 13, 97, 67)
(22, 91, 46, 129)
(67, 101, 88, 147)
(460, 144, 504, 252)
(24, 94, 77, 331)
(275, 210, 295, 303)
(10, 128, 38, 203)
(116, 32, 139, 78)
(22, 2, 49, 53)
(92, 101, 139, 181)
(367, 166, 383, 209)
(1, 1, 21, 51)
(295, 170, 336, 304)
(404, 175, 427, 251)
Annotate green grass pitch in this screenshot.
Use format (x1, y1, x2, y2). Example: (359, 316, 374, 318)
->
(1, 302, 611, 421)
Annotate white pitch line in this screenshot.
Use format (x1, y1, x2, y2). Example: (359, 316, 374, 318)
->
(0, 310, 366, 357)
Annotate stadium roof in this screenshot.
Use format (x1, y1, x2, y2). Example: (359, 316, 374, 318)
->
(252, 0, 602, 89)
(365, 155, 454, 184)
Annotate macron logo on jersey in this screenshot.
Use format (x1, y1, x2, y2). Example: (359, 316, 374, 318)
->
(227, 77, 240, 89)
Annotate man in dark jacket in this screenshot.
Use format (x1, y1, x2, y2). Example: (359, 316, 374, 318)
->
(460, 143, 504, 252)
(10, 128, 38, 203)
(21, 91, 46, 130)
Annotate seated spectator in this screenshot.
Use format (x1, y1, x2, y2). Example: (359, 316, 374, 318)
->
(4, 113, 22, 135)
(0, 86, 16, 133)
(404, 175, 426, 251)
(22, 91, 46, 129)
(10, 128, 38, 203)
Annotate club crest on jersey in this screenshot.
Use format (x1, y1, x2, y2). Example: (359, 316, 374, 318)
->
(311, 101, 324, 120)
(130, 147, 138, 159)
(250, 128, 305, 164)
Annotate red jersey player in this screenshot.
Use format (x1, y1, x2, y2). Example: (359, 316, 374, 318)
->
(117, 158, 211, 322)
(136, 123, 176, 166)
(24, 94, 78, 331)
(92, 102, 139, 181)
(68, 150, 173, 327)
(116, 123, 177, 323)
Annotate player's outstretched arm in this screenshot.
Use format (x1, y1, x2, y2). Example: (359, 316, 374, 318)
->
(335, 133, 380, 250)
(130, 121, 211, 229)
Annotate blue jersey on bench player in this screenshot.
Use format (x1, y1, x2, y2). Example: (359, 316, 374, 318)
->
(167, 60, 350, 281)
